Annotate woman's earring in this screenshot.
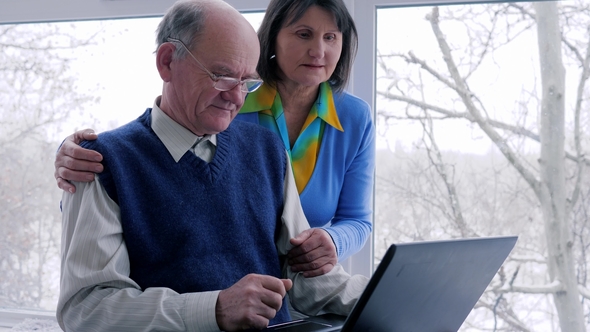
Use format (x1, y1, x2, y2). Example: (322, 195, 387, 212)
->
(270, 54, 276, 59)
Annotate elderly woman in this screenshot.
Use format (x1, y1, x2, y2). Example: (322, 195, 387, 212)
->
(54, 0, 375, 278)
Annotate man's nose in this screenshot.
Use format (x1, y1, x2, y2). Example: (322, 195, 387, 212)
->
(220, 83, 245, 105)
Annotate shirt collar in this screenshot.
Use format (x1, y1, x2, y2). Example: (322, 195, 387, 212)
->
(241, 82, 344, 132)
(316, 82, 343, 132)
(151, 96, 217, 162)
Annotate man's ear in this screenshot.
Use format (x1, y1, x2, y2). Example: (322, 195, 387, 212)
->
(156, 42, 175, 82)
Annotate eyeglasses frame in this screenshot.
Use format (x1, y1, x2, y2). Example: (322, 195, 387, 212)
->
(166, 37, 263, 93)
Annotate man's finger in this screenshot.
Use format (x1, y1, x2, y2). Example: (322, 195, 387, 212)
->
(260, 275, 290, 297)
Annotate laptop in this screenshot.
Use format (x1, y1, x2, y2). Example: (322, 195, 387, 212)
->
(265, 236, 518, 332)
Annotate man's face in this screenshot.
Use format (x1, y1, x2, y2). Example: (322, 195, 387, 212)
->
(166, 21, 260, 136)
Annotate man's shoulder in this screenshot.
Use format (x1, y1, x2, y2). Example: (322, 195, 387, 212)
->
(81, 109, 151, 150)
(102, 110, 151, 139)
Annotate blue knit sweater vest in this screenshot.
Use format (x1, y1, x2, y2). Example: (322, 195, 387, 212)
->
(82, 109, 291, 324)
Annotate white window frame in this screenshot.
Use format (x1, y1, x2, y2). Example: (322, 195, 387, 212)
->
(0, 308, 56, 329)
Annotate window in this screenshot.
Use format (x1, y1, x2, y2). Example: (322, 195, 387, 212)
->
(1, 0, 589, 330)
(372, 1, 590, 330)
(0, 18, 161, 316)
(0, 12, 263, 322)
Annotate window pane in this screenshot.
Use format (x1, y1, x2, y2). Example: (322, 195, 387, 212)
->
(0, 12, 262, 313)
(0, 17, 162, 312)
(375, 1, 589, 330)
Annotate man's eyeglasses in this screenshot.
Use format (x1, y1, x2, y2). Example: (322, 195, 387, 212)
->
(167, 37, 263, 93)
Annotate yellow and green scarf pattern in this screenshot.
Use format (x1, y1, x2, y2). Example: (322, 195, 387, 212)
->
(240, 82, 343, 193)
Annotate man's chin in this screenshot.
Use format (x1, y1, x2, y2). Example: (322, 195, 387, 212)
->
(202, 112, 236, 134)
(210, 121, 232, 134)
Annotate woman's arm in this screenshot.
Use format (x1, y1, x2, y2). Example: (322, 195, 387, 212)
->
(326, 106, 376, 262)
(288, 97, 376, 275)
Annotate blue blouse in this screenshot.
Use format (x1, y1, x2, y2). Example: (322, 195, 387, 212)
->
(237, 86, 375, 262)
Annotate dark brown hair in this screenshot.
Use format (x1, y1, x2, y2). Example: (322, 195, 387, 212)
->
(257, 0, 358, 93)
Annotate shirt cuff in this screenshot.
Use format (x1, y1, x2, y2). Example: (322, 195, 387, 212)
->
(183, 290, 221, 332)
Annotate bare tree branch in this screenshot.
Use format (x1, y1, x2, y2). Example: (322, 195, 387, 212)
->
(496, 279, 563, 294)
(475, 300, 533, 332)
(377, 91, 540, 140)
(428, 6, 545, 198)
(418, 113, 478, 237)
(378, 90, 590, 167)
(568, 26, 590, 209)
(579, 285, 590, 300)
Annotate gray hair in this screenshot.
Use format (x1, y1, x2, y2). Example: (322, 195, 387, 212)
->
(155, 0, 208, 59)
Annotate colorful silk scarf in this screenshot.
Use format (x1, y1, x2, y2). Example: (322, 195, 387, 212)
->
(240, 82, 343, 193)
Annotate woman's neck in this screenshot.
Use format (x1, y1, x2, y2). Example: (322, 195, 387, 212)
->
(276, 82, 322, 148)
(276, 82, 319, 116)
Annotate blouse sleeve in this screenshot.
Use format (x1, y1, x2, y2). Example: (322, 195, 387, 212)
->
(323, 99, 376, 262)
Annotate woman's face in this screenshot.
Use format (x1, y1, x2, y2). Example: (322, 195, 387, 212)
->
(274, 5, 343, 89)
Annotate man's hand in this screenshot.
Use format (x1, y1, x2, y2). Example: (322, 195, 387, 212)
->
(215, 274, 292, 331)
(288, 228, 337, 278)
(54, 129, 104, 193)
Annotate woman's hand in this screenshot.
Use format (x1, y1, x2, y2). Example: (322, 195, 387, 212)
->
(54, 129, 104, 193)
(288, 228, 337, 277)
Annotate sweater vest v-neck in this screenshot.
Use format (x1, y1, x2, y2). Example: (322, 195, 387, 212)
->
(82, 109, 290, 324)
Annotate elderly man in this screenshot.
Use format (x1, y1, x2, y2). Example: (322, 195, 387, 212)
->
(56, 0, 367, 331)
